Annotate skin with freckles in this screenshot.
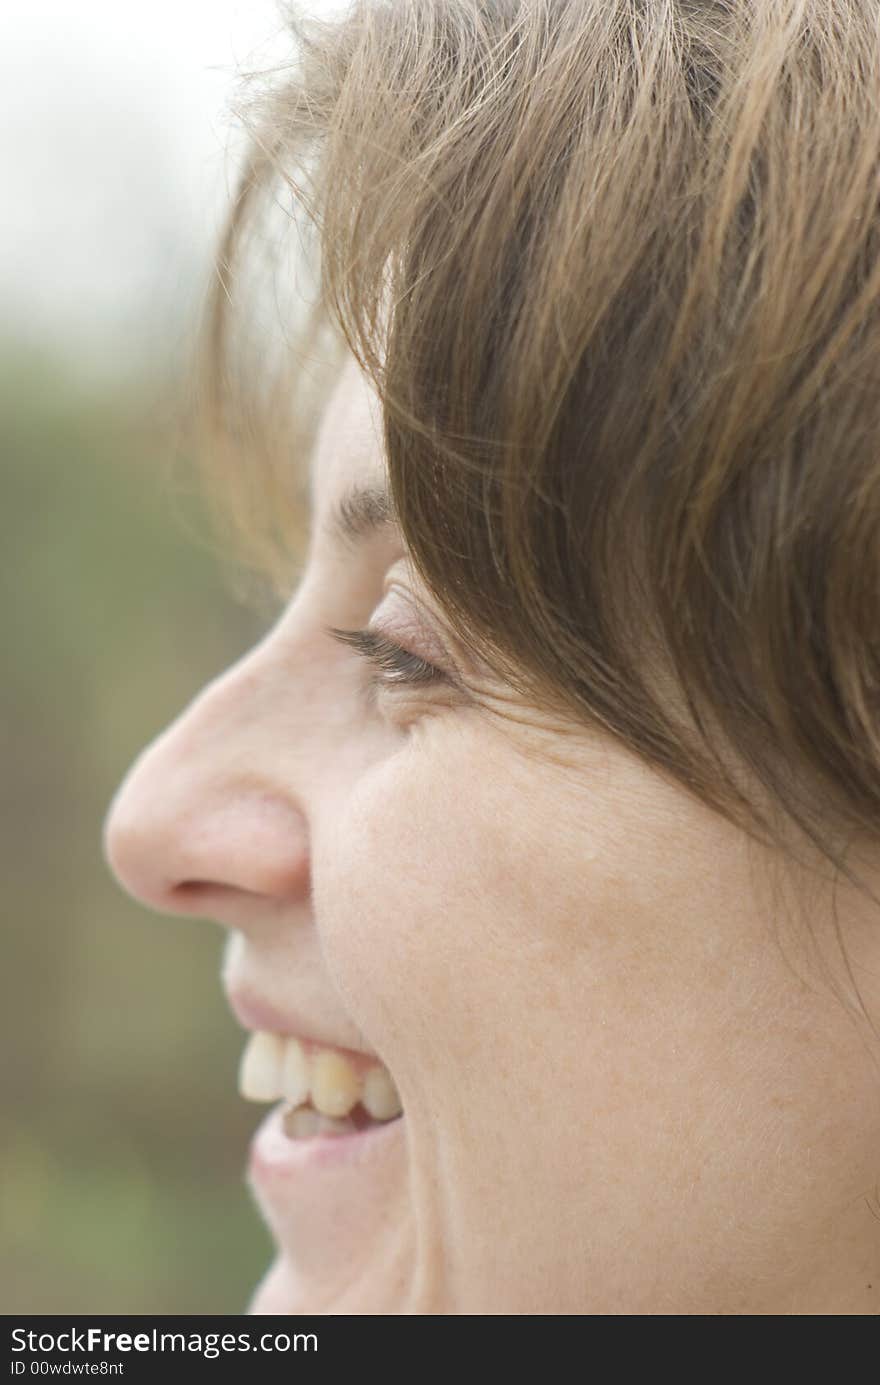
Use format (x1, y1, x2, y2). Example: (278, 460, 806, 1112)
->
(104, 355, 880, 1315)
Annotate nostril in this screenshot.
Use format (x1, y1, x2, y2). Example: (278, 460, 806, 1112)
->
(167, 879, 277, 922)
(174, 880, 270, 900)
(170, 880, 243, 909)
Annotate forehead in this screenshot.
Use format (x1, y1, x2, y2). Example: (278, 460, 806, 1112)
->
(310, 354, 390, 523)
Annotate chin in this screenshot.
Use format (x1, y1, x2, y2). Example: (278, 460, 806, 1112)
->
(247, 1255, 304, 1315)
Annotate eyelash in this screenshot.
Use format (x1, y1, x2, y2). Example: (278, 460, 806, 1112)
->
(325, 624, 448, 701)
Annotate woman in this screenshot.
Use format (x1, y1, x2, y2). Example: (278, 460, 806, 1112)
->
(103, 0, 880, 1314)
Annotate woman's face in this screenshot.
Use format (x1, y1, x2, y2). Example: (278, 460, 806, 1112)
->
(104, 356, 880, 1314)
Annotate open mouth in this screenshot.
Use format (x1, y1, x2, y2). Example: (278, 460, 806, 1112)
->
(238, 1030, 404, 1142)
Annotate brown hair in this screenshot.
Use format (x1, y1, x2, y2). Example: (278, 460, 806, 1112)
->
(199, 0, 880, 922)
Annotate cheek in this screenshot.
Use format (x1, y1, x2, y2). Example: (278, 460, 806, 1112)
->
(312, 725, 573, 1084)
(314, 722, 879, 1280)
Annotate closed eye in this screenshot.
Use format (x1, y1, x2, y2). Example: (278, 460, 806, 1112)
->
(325, 624, 448, 704)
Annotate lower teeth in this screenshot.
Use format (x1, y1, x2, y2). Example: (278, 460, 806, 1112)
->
(283, 1102, 385, 1140)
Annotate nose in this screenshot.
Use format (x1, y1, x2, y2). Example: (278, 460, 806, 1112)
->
(103, 645, 310, 923)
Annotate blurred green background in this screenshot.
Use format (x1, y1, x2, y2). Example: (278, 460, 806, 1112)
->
(0, 341, 276, 1312)
(0, 0, 326, 1313)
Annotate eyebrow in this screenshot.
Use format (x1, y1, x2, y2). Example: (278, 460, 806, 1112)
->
(324, 483, 400, 549)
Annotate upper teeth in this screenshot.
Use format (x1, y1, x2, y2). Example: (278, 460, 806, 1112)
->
(238, 1031, 403, 1121)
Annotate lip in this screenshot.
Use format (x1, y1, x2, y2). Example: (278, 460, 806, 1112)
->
(249, 1100, 406, 1186)
(226, 986, 380, 1067)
